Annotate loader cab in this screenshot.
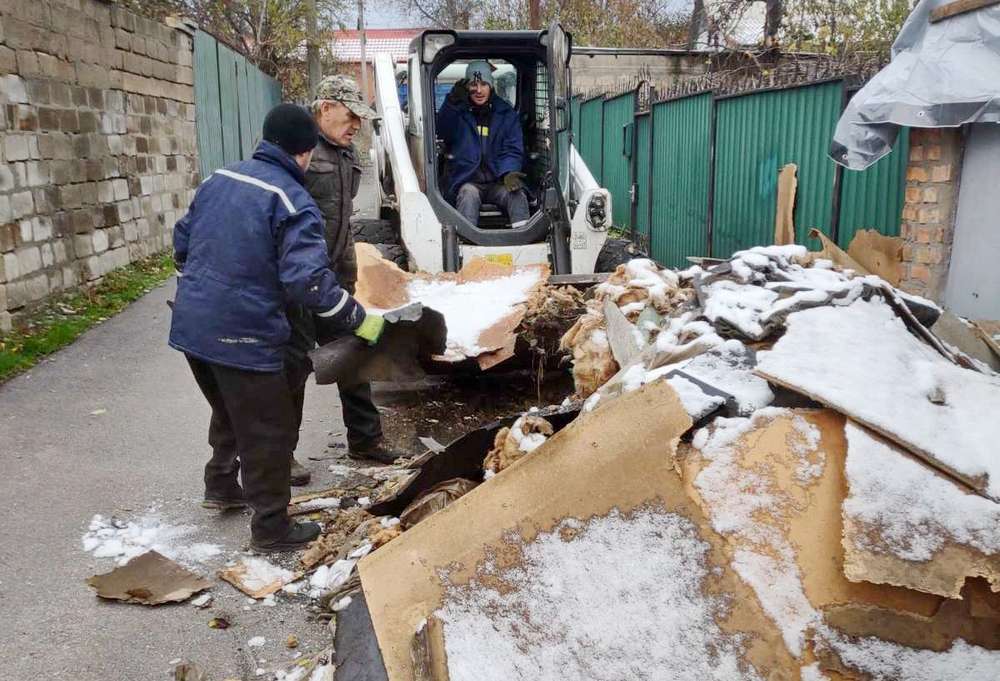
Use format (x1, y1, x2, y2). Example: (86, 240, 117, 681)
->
(406, 25, 574, 272)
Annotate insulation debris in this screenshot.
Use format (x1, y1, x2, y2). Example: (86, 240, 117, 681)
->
(400, 479, 478, 529)
(482, 415, 554, 475)
(219, 557, 301, 599)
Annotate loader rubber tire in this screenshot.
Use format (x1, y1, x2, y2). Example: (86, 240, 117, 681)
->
(374, 243, 408, 270)
(594, 238, 648, 273)
(351, 218, 399, 245)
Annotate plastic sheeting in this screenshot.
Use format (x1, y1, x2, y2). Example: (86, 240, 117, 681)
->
(830, 0, 1000, 169)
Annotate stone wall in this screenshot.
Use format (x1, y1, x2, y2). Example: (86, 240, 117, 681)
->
(0, 0, 197, 331)
(898, 127, 964, 301)
(571, 51, 709, 94)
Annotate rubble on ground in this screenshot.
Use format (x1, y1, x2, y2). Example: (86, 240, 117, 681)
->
(352, 243, 1000, 680)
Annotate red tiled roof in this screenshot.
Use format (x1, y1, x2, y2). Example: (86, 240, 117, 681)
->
(330, 29, 424, 63)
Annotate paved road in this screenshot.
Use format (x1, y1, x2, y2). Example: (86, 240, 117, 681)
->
(0, 279, 356, 680)
(0, 171, 382, 681)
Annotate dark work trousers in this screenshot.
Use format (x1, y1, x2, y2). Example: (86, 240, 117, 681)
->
(313, 330, 383, 450)
(186, 356, 296, 542)
(455, 181, 529, 227)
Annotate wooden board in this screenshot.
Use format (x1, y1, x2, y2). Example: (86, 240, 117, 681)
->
(930, 0, 1000, 22)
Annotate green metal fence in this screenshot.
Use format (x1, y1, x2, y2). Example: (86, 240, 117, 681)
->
(601, 92, 636, 228)
(571, 78, 909, 266)
(837, 127, 910, 248)
(650, 93, 713, 268)
(712, 80, 842, 256)
(193, 31, 283, 179)
(579, 96, 604, 185)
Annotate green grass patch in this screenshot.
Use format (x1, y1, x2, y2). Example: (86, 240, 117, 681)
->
(0, 252, 175, 383)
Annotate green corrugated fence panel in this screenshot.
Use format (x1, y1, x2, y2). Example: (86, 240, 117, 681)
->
(837, 127, 910, 248)
(650, 93, 713, 269)
(712, 81, 843, 257)
(634, 113, 652, 242)
(237, 55, 255, 158)
(571, 96, 582, 148)
(579, 96, 604, 185)
(193, 31, 224, 179)
(216, 43, 242, 165)
(601, 91, 635, 228)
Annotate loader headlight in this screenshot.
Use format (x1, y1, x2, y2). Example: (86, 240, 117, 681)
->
(587, 194, 607, 229)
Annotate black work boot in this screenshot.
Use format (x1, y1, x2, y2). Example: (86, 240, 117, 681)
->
(251, 521, 322, 553)
(348, 438, 403, 465)
(289, 456, 311, 486)
(202, 495, 248, 511)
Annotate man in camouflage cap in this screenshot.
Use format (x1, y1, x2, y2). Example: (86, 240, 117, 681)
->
(285, 74, 398, 485)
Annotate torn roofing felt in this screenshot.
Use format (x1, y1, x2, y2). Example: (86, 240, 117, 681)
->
(830, 0, 1000, 170)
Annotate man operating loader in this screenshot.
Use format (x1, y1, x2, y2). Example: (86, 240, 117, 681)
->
(169, 104, 384, 552)
(437, 60, 530, 228)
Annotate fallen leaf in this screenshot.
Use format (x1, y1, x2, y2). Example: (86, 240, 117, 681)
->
(286, 635, 299, 649)
(208, 617, 231, 630)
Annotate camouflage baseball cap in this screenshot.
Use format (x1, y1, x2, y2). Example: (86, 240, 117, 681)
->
(314, 74, 379, 120)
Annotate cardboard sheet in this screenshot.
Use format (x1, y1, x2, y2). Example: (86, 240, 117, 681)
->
(808, 228, 869, 275)
(359, 382, 820, 681)
(841, 421, 1000, 598)
(677, 411, 942, 652)
(756, 299, 1000, 501)
(847, 229, 903, 286)
(353, 243, 547, 368)
(86, 550, 211, 605)
(775, 164, 798, 246)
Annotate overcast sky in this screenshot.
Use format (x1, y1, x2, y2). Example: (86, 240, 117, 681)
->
(338, 0, 695, 30)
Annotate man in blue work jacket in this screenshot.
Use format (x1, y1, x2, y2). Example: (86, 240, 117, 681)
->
(436, 60, 530, 227)
(169, 104, 384, 552)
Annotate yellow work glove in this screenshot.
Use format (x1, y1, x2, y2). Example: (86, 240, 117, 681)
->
(354, 313, 385, 345)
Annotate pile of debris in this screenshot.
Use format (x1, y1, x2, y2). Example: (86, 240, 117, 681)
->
(350, 244, 1000, 680)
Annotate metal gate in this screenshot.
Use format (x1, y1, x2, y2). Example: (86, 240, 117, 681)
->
(650, 93, 713, 268)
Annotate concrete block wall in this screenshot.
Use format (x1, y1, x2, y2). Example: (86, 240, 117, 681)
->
(0, 0, 198, 332)
(898, 127, 963, 301)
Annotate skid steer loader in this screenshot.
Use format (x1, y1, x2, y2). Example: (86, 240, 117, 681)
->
(365, 23, 634, 275)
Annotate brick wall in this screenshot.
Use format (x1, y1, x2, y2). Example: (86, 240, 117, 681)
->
(0, 0, 197, 332)
(898, 127, 963, 301)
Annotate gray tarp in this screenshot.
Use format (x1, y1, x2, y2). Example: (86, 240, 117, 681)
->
(830, 0, 1000, 170)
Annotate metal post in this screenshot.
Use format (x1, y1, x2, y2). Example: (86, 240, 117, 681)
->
(358, 0, 369, 100)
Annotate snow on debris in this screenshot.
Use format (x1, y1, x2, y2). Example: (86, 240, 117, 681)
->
(308, 543, 372, 597)
(407, 269, 541, 359)
(666, 375, 726, 419)
(692, 409, 824, 657)
(81, 513, 221, 566)
(843, 421, 1000, 562)
(818, 628, 1000, 681)
(757, 298, 1000, 500)
(659, 341, 774, 416)
(231, 557, 297, 594)
(293, 497, 342, 512)
(436, 507, 764, 681)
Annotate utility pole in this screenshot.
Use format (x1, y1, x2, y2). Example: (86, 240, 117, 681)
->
(529, 0, 541, 29)
(306, 0, 321, 98)
(358, 0, 369, 100)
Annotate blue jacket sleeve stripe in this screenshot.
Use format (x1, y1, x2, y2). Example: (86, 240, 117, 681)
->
(215, 168, 298, 214)
(316, 290, 351, 318)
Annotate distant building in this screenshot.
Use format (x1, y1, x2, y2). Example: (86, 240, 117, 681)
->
(329, 28, 423, 100)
